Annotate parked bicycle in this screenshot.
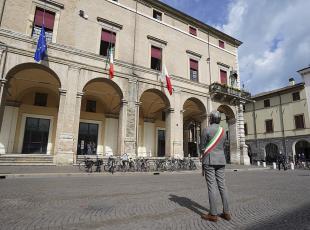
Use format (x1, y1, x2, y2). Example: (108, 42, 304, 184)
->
(78, 156, 94, 173)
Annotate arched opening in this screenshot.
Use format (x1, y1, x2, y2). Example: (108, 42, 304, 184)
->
(183, 98, 206, 157)
(138, 89, 170, 157)
(265, 143, 279, 164)
(77, 78, 123, 156)
(295, 140, 310, 161)
(0, 63, 61, 155)
(217, 105, 236, 164)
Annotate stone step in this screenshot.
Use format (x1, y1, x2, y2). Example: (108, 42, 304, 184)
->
(0, 155, 54, 165)
(0, 163, 56, 166)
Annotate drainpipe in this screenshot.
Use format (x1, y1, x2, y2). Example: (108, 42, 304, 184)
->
(0, 0, 7, 27)
(278, 94, 287, 158)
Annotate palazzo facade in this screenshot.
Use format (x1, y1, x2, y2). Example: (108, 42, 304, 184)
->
(0, 0, 250, 165)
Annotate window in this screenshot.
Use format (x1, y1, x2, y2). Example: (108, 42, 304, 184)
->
(265, 119, 273, 133)
(294, 114, 305, 129)
(34, 93, 48, 106)
(220, 70, 227, 84)
(219, 40, 225, 48)
(32, 7, 55, 42)
(86, 100, 96, 113)
(264, 99, 270, 107)
(100, 29, 116, 57)
(151, 46, 162, 71)
(244, 123, 248, 136)
(189, 26, 197, 36)
(292, 92, 300, 101)
(190, 59, 198, 82)
(153, 10, 162, 21)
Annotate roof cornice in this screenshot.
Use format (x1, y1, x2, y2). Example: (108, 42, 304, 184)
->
(140, 0, 242, 47)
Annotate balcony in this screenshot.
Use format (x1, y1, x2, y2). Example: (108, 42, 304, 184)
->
(209, 82, 252, 105)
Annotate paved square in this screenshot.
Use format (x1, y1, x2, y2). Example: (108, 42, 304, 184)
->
(0, 170, 310, 230)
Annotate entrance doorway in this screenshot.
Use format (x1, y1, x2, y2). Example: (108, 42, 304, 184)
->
(157, 129, 165, 157)
(22, 117, 50, 154)
(77, 122, 98, 155)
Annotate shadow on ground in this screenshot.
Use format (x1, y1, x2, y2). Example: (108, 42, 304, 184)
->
(169, 194, 209, 216)
(245, 203, 310, 230)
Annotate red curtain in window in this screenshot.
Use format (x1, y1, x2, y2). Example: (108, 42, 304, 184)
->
(101, 29, 116, 43)
(220, 70, 227, 84)
(190, 59, 198, 70)
(189, 26, 197, 36)
(219, 40, 225, 48)
(34, 7, 55, 30)
(151, 46, 162, 59)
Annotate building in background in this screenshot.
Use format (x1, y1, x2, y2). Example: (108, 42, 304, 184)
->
(244, 76, 310, 164)
(0, 0, 250, 165)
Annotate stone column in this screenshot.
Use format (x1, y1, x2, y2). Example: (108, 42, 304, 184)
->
(118, 99, 128, 155)
(165, 107, 174, 157)
(238, 104, 250, 165)
(54, 67, 80, 165)
(229, 118, 240, 164)
(124, 78, 138, 157)
(72, 91, 83, 163)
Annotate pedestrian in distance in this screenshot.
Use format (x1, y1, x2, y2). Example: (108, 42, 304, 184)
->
(277, 151, 287, 170)
(200, 111, 231, 222)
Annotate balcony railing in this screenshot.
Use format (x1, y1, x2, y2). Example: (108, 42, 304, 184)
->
(209, 82, 252, 105)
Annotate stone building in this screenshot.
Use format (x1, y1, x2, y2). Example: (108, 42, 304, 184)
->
(0, 0, 250, 165)
(244, 77, 310, 164)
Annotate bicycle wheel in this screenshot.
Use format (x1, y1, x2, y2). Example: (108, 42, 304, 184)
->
(78, 162, 87, 172)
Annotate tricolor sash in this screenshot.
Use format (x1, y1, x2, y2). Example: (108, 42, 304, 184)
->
(202, 126, 225, 158)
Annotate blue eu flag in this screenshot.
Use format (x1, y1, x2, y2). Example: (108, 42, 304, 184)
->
(34, 25, 47, 62)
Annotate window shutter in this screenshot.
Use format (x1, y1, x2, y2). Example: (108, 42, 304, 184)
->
(220, 70, 227, 84)
(101, 29, 116, 43)
(189, 26, 197, 36)
(219, 40, 225, 48)
(151, 46, 162, 59)
(190, 59, 198, 70)
(34, 7, 55, 30)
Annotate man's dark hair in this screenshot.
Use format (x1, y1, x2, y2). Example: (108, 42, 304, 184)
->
(209, 111, 221, 124)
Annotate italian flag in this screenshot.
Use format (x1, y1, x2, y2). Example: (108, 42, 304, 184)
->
(162, 65, 173, 95)
(203, 126, 225, 157)
(109, 48, 114, 79)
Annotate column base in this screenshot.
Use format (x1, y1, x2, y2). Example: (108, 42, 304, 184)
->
(54, 152, 74, 165)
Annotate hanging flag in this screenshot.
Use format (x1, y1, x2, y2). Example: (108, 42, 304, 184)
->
(162, 65, 173, 95)
(109, 48, 114, 79)
(34, 25, 47, 62)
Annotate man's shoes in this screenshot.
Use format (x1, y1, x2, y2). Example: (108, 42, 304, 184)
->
(201, 213, 218, 222)
(220, 213, 231, 221)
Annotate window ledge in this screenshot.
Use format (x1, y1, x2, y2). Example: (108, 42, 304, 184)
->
(147, 35, 167, 45)
(97, 17, 123, 30)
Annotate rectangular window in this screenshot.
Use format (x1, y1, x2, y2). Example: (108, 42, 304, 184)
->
(189, 26, 197, 36)
(265, 119, 273, 133)
(292, 92, 300, 101)
(153, 10, 162, 21)
(244, 123, 248, 136)
(219, 40, 225, 48)
(34, 93, 48, 107)
(151, 46, 162, 71)
(264, 99, 270, 107)
(86, 100, 96, 113)
(100, 29, 116, 57)
(190, 59, 199, 82)
(32, 7, 55, 42)
(220, 70, 227, 84)
(294, 114, 305, 129)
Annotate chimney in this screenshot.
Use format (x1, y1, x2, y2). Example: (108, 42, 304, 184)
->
(289, 77, 295, 86)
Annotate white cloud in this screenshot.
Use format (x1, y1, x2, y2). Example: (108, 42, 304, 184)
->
(219, 0, 310, 94)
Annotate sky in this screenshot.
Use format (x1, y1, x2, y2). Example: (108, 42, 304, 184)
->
(160, 0, 310, 95)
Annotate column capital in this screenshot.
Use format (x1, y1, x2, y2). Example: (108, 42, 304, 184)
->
(76, 92, 84, 98)
(135, 101, 142, 107)
(167, 108, 174, 113)
(121, 99, 128, 105)
(59, 88, 67, 96)
(0, 79, 7, 86)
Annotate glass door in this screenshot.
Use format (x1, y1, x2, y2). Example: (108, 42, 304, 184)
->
(157, 129, 165, 157)
(22, 117, 50, 154)
(77, 122, 99, 155)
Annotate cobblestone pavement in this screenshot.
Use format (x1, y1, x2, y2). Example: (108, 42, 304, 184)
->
(0, 170, 309, 230)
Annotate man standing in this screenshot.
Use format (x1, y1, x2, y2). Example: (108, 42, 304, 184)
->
(200, 111, 231, 222)
(277, 151, 287, 170)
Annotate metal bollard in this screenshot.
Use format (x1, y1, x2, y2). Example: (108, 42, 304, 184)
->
(290, 162, 294, 170)
(257, 161, 260, 166)
(263, 162, 266, 168)
(273, 162, 277, 169)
